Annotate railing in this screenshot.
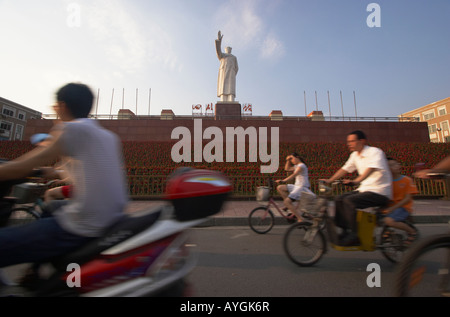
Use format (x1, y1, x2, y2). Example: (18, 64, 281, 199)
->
(41, 114, 419, 123)
(414, 177, 448, 198)
(127, 175, 448, 199)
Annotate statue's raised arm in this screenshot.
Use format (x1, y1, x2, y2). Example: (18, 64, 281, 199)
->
(216, 31, 224, 60)
(215, 31, 238, 102)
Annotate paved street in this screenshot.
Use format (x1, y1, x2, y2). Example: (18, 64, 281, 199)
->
(186, 224, 449, 297)
(2, 199, 449, 298)
(127, 198, 450, 226)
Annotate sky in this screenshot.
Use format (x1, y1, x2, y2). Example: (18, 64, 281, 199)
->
(0, 0, 449, 118)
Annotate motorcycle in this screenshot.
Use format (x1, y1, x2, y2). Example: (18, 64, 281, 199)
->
(0, 167, 232, 297)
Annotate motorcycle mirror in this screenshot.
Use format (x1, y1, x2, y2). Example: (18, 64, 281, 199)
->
(30, 133, 52, 145)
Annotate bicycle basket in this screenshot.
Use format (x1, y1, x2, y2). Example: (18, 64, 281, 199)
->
(12, 183, 47, 204)
(256, 186, 270, 203)
(298, 191, 327, 215)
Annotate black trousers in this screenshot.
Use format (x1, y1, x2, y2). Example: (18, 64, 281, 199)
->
(335, 191, 390, 233)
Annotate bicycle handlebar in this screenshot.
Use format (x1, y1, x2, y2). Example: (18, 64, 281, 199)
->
(319, 179, 355, 186)
(425, 172, 448, 179)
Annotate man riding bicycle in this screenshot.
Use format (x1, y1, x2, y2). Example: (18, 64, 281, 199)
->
(322, 130, 392, 246)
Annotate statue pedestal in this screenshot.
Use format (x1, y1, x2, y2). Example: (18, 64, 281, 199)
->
(215, 102, 241, 120)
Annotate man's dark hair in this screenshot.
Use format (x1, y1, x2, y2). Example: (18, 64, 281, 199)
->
(348, 130, 367, 140)
(56, 83, 94, 118)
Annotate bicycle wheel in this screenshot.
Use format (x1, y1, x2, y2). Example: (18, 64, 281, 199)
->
(6, 207, 40, 227)
(248, 207, 275, 234)
(380, 223, 420, 263)
(283, 222, 326, 267)
(395, 234, 450, 297)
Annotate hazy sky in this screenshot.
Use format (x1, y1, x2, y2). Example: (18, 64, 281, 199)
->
(0, 0, 449, 118)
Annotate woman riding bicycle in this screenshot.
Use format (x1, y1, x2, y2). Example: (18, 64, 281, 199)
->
(276, 153, 315, 223)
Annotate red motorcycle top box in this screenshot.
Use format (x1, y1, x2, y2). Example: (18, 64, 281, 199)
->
(165, 168, 232, 221)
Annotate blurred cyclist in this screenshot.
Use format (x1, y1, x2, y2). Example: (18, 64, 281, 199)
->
(0, 83, 128, 268)
(322, 131, 392, 246)
(414, 156, 450, 178)
(276, 153, 315, 223)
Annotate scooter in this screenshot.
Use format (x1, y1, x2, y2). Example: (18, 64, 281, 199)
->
(0, 167, 232, 297)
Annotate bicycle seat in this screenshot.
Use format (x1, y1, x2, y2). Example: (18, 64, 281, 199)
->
(52, 206, 164, 271)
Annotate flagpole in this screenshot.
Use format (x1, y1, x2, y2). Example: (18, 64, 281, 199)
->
(122, 88, 125, 110)
(96, 88, 100, 118)
(328, 90, 331, 120)
(148, 88, 152, 116)
(315, 91, 318, 111)
(304, 91, 307, 116)
(340, 90, 345, 120)
(136, 88, 138, 115)
(110, 88, 115, 119)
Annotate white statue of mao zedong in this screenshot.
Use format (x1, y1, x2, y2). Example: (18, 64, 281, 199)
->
(215, 31, 239, 102)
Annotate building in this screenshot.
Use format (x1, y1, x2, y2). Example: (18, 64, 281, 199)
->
(400, 97, 450, 143)
(0, 97, 42, 141)
(24, 105, 429, 143)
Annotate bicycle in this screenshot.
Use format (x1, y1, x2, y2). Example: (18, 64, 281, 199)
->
(0, 179, 57, 227)
(395, 173, 450, 297)
(283, 180, 420, 266)
(248, 179, 318, 234)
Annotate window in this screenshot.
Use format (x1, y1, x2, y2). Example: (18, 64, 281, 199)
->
(441, 121, 449, 132)
(424, 113, 435, 120)
(429, 124, 437, 134)
(17, 111, 26, 121)
(15, 124, 24, 140)
(438, 106, 447, 116)
(0, 121, 12, 133)
(2, 107, 15, 117)
(423, 111, 435, 121)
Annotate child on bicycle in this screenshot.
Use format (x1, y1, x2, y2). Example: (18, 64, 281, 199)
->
(382, 157, 419, 244)
(276, 153, 315, 222)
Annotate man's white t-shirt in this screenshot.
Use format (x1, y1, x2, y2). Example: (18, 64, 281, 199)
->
(53, 119, 128, 238)
(342, 145, 393, 199)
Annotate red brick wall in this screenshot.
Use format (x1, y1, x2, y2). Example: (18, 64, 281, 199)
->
(23, 118, 430, 143)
